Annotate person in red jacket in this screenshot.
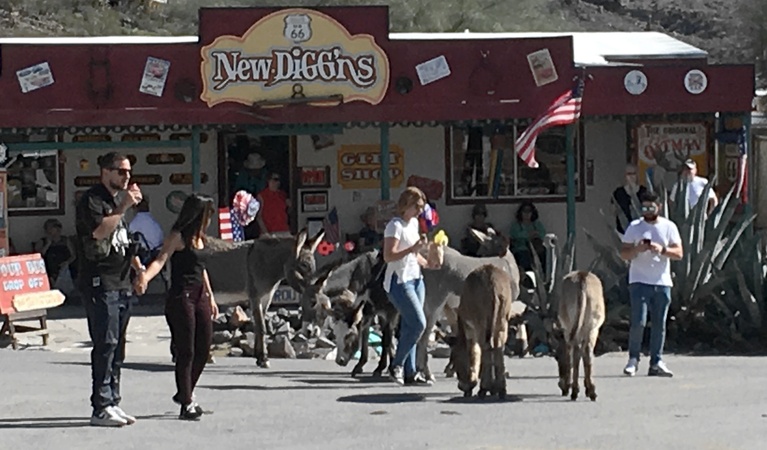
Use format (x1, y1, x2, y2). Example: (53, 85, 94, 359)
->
(256, 172, 291, 235)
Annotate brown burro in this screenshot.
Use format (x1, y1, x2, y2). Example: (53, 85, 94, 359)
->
(557, 271, 606, 402)
(452, 264, 514, 400)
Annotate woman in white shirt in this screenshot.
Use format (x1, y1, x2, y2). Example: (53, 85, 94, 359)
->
(383, 186, 431, 386)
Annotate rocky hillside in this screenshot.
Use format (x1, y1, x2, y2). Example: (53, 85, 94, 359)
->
(0, 0, 753, 78)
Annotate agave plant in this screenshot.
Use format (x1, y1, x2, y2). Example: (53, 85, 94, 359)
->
(512, 233, 575, 355)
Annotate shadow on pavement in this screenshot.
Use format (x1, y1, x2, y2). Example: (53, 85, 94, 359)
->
(336, 392, 431, 404)
(442, 392, 565, 404)
(52, 361, 174, 372)
(0, 417, 91, 429)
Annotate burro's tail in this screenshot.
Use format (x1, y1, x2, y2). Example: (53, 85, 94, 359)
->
(490, 289, 509, 349)
(569, 272, 589, 343)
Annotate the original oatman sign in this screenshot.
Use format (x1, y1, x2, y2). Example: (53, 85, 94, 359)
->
(200, 8, 391, 107)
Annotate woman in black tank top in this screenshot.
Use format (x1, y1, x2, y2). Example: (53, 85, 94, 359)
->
(134, 194, 218, 421)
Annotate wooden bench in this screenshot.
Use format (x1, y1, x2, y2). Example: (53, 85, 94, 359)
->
(0, 309, 49, 350)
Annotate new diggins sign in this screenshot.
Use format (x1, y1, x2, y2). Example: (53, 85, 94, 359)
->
(200, 9, 390, 107)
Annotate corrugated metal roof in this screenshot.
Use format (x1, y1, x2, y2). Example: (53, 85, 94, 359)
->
(0, 36, 198, 45)
(0, 31, 707, 66)
(391, 31, 708, 66)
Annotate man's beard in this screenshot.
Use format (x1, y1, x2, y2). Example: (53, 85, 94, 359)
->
(643, 213, 659, 222)
(109, 180, 126, 191)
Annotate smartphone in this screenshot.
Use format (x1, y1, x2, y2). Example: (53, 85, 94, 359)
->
(641, 239, 651, 245)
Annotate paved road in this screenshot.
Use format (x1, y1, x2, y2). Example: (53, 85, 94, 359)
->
(1, 347, 767, 450)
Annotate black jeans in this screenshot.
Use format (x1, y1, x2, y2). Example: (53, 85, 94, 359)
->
(84, 288, 133, 412)
(165, 284, 212, 405)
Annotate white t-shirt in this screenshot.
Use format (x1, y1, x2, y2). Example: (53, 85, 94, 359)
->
(383, 217, 422, 292)
(670, 175, 715, 210)
(621, 216, 682, 287)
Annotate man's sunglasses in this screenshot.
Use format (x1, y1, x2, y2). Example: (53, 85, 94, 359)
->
(109, 167, 132, 176)
(641, 205, 658, 213)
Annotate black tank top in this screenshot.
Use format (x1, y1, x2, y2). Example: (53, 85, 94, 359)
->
(170, 245, 211, 295)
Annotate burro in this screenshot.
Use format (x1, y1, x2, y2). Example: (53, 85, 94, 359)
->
(210, 47, 378, 91)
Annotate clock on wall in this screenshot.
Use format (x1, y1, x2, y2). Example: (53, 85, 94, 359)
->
(624, 70, 648, 95)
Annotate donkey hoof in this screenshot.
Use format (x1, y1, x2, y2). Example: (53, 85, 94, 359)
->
(497, 389, 507, 400)
(477, 389, 488, 399)
(588, 392, 598, 402)
(570, 391, 579, 401)
(462, 390, 473, 398)
(372, 369, 383, 378)
(351, 367, 363, 378)
(257, 360, 271, 369)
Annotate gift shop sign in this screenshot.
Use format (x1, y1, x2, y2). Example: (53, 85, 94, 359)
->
(200, 8, 390, 107)
(337, 144, 404, 189)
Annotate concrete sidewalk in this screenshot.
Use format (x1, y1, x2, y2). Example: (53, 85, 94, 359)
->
(3, 295, 174, 358)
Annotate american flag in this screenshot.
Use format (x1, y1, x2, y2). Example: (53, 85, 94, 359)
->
(514, 78, 584, 168)
(323, 206, 340, 244)
(219, 208, 234, 241)
(736, 126, 749, 203)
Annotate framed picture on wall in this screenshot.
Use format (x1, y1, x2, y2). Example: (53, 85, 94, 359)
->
(301, 190, 328, 213)
(298, 166, 330, 188)
(7, 149, 65, 216)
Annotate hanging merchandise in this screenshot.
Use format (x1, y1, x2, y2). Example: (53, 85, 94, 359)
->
(418, 202, 440, 234)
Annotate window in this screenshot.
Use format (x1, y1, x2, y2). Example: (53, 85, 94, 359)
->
(7, 150, 64, 216)
(445, 124, 584, 204)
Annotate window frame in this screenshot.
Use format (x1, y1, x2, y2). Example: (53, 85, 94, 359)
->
(443, 122, 586, 205)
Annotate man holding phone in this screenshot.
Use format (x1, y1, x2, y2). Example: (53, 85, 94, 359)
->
(619, 191, 683, 377)
(75, 152, 144, 427)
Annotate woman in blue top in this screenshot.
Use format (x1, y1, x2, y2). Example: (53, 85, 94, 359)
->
(509, 201, 547, 271)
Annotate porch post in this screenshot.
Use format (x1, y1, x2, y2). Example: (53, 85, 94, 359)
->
(566, 124, 576, 240)
(743, 112, 753, 205)
(380, 123, 390, 200)
(191, 126, 201, 191)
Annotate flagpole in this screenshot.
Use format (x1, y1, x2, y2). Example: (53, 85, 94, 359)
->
(566, 124, 576, 241)
(380, 123, 390, 201)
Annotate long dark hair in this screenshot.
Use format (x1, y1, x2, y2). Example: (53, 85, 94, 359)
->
(515, 201, 539, 223)
(171, 194, 215, 247)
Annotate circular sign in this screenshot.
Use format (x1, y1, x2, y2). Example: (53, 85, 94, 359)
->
(684, 69, 708, 95)
(624, 70, 648, 95)
(166, 190, 188, 214)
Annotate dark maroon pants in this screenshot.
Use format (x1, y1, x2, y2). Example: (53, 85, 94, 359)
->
(165, 284, 212, 405)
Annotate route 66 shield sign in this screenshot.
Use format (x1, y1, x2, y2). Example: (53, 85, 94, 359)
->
(284, 13, 312, 43)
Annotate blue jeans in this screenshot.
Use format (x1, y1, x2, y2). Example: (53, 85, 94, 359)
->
(628, 283, 671, 366)
(387, 273, 426, 377)
(84, 288, 133, 412)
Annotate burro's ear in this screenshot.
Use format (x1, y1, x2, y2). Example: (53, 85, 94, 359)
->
(294, 228, 309, 258)
(308, 229, 326, 254)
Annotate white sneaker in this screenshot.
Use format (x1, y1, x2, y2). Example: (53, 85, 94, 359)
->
(90, 407, 128, 427)
(110, 406, 136, 425)
(623, 358, 638, 377)
(649, 360, 674, 377)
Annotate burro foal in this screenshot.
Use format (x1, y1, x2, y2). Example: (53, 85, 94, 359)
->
(453, 264, 514, 400)
(557, 271, 606, 401)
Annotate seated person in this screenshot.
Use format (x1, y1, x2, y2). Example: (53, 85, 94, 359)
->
(509, 201, 547, 271)
(356, 206, 383, 252)
(460, 204, 495, 256)
(36, 218, 77, 286)
(129, 198, 164, 260)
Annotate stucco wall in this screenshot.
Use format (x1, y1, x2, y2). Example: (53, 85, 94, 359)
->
(8, 130, 218, 255)
(295, 119, 628, 269)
